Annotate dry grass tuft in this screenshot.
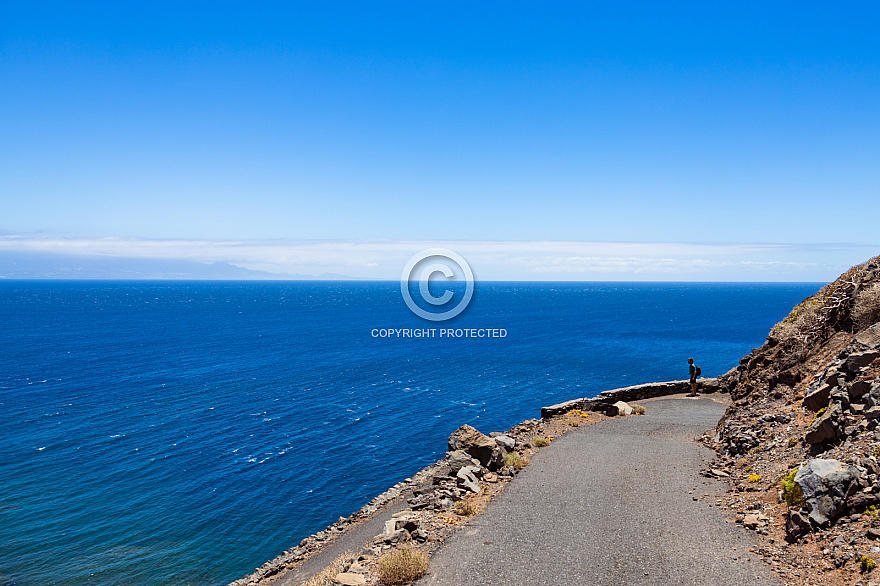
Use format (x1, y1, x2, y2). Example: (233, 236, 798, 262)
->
(454, 499, 476, 516)
(376, 546, 428, 585)
(503, 451, 529, 469)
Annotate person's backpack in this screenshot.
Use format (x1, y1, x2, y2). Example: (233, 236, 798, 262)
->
(695, 365, 702, 377)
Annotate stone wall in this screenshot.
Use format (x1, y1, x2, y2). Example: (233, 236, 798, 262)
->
(540, 377, 722, 419)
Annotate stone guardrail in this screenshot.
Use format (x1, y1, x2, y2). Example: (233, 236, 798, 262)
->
(541, 377, 723, 419)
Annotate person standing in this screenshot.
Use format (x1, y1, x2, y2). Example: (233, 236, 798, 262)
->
(687, 357, 698, 396)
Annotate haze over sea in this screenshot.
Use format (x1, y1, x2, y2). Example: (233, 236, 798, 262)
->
(0, 280, 820, 585)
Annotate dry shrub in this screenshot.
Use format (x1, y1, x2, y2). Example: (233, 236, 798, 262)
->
(853, 282, 880, 330)
(771, 298, 825, 354)
(376, 546, 428, 585)
(770, 258, 878, 353)
(533, 437, 549, 447)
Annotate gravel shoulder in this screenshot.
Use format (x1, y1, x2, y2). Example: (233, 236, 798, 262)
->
(418, 397, 781, 586)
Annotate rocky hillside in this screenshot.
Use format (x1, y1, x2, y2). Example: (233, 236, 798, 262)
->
(706, 254, 880, 585)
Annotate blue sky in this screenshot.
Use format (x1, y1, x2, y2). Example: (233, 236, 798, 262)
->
(1, 3, 878, 279)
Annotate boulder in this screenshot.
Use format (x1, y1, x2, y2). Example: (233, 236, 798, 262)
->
(494, 435, 516, 452)
(399, 519, 419, 533)
(785, 510, 811, 541)
(867, 385, 880, 408)
(384, 529, 411, 544)
(613, 401, 634, 416)
(456, 465, 481, 493)
(855, 323, 880, 349)
(805, 403, 843, 445)
(848, 491, 879, 510)
(827, 369, 846, 388)
(804, 382, 834, 411)
(845, 350, 880, 372)
(794, 459, 861, 525)
(850, 380, 873, 401)
(448, 424, 498, 467)
(446, 450, 480, 475)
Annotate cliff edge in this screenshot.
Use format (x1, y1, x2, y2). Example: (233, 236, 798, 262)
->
(704, 254, 880, 586)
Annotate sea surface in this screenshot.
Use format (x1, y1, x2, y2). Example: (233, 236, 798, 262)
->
(0, 280, 821, 585)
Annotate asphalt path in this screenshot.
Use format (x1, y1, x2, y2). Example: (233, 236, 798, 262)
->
(275, 499, 408, 585)
(418, 397, 781, 586)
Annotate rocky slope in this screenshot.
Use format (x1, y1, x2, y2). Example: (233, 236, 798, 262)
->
(704, 254, 880, 586)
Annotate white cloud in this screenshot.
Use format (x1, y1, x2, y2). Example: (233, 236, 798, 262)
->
(0, 235, 875, 281)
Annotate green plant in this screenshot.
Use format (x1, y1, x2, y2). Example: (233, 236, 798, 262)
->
(454, 499, 476, 516)
(787, 438, 798, 448)
(503, 451, 529, 470)
(862, 556, 876, 573)
(810, 406, 827, 425)
(377, 546, 429, 585)
(748, 474, 762, 483)
(781, 469, 804, 508)
(867, 505, 879, 521)
(534, 437, 550, 448)
(569, 409, 590, 418)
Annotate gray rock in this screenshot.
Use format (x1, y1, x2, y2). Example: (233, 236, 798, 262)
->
(830, 388, 850, 410)
(865, 406, 880, 419)
(794, 459, 860, 525)
(494, 435, 515, 452)
(785, 509, 811, 541)
(456, 465, 481, 493)
(448, 424, 498, 468)
(398, 519, 419, 533)
(805, 402, 843, 444)
(850, 380, 873, 401)
(848, 491, 879, 510)
(845, 350, 880, 372)
(825, 368, 845, 387)
(384, 528, 411, 544)
(804, 382, 834, 411)
(446, 450, 480, 474)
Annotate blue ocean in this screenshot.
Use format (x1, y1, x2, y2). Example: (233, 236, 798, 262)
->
(0, 281, 820, 585)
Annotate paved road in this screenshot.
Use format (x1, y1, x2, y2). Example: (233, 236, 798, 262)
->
(275, 499, 409, 585)
(419, 398, 781, 586)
